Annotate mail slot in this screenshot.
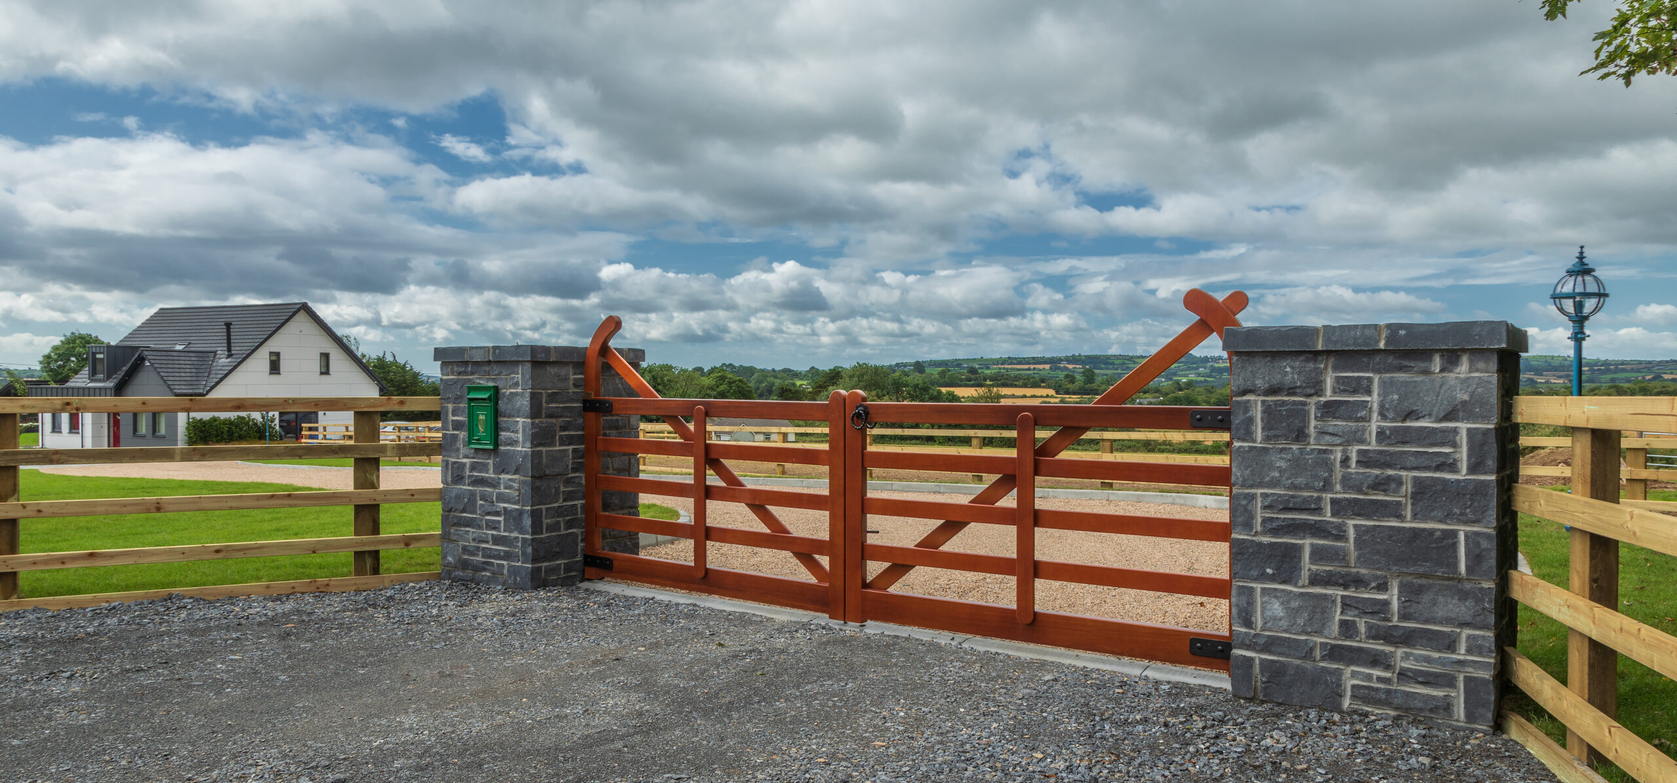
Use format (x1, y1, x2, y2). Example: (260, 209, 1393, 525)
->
(466, 385, 498, 450)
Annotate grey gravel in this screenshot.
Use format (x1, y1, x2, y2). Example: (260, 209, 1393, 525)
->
(0, 581, 1556, 782)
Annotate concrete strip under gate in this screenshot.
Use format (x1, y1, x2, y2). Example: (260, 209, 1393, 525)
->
(583, 579, 1233, 690)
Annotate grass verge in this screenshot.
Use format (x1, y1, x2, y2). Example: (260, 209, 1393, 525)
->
(14, 472, 440, 600)
(20, 432, 37, 447)
(1509, 487, 1677, 781)
(640, 503, 679, 521)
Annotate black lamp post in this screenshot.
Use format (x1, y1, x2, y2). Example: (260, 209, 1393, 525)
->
(1550, 246, 1608, 396)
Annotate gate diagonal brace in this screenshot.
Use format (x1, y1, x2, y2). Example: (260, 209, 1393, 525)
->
(583, 316, 831, 584)
(864, 288, 1247, 593)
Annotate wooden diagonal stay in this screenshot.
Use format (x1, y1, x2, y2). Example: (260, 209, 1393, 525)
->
(864, 288, 1246, 592)
(584, 317, 832, 583)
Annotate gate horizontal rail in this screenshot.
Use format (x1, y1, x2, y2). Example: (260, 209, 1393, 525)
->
(582, 289, 1246, 671)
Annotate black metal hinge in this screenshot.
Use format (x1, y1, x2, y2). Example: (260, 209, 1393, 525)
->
(582, 399, 613, 413)
(1188, 409, 1231, 430)
(1189, 637, 1232, 660)
(583, 554, 614, 570)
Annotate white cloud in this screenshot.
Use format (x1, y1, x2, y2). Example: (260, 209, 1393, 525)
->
(434, 133, 491, 163)
(1252, 286, 1449, 325)
(1632, 303, 1677, 328)
(0, 332, 69, 366)
(0, 1, 1675, 365)
(1527, 326, 1677, 358)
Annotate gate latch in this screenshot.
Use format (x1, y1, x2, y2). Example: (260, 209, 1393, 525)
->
(582, 399, 613, 413)
(1189, 637, 1232, 659)
(850, 403, 877, 430)
(1188, 409, 1230, 430)
(583, 554, 614, 570)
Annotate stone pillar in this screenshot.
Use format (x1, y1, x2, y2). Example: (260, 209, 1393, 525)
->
(1224, 322, 1525, 726)
(434, 345, 643, 589)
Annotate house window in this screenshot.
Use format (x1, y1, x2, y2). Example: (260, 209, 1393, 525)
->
(152, 412, 167, 438)
(49, 413, 60, 433)
(269, 351, 281, 374)
(90, 348, 105, 380)
(133, 412, 148, 437)
(319, 352, 331, 375)
(68, 413, 80, 433)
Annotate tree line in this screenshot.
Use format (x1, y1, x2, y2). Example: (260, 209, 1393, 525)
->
(638, 361, 1231, 406)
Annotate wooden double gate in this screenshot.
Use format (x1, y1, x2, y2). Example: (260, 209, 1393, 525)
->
(581, 290, 1246, 670)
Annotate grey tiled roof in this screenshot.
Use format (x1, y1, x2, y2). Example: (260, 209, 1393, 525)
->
(56, 302, 385, 395)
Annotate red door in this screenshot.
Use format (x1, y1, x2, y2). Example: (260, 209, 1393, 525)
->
(110, 413, 120, 448)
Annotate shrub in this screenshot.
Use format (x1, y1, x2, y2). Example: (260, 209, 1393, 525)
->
(186, 414, 280, 446)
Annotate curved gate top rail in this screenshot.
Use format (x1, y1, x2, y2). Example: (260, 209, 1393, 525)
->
(579, 289, 1246, 670)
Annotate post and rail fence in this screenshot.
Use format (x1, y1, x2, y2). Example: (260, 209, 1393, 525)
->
(1501, 395, 1677, 783)
(0, 396, 443, 611)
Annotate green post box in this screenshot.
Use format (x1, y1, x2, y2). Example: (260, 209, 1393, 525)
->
(466, 385, 498, 450)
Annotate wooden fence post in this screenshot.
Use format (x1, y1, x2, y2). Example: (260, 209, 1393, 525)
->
(352, 410, 380, 576)
(1568, 426, 1620, 765)
(1099, 437, 1115, 489)
(775, 431, 787, 476)
(1625, 431, 1647, 502)
(0, 413, 17, 600)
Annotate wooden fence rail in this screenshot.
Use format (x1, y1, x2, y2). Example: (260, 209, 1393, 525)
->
(301, 421, 442, 444)
(1503, 396, 1677, 782)
(0, 397, 443, 612)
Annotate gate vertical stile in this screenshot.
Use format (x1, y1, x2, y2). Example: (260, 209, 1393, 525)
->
(692, 406, 707, 579)
(1016, 412, 1035, 625)
(826, 390, 848, 621)
(843, 390, 868, 624)
(583, 318, 617, 556)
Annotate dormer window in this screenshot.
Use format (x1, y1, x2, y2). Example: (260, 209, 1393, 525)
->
(89, 347, 106, 380)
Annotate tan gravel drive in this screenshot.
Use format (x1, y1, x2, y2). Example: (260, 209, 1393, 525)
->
(637, 488, 1230, 633)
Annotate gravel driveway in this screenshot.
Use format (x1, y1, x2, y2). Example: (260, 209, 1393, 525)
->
(1, 581, 1554, 783)
(643, 491, 1229, 632)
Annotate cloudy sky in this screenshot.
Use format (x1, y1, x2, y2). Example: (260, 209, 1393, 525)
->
(1, 1, 1675, 371)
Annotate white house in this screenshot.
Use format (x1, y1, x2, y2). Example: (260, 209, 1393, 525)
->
(37, 303, 385, 448)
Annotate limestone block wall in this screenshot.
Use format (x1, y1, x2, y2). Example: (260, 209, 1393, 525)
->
(1225, 322, 1526, 726)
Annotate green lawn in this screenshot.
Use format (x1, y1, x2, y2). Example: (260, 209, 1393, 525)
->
(20, 431, 37, 447)
(14, 472, 441, 599)
(640, 503, 679, 521)
(9, 473, 688, 600)
(1511, 487, 1677, 780)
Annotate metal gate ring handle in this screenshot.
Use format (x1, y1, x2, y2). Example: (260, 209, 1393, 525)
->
(849, 403, 876, 430)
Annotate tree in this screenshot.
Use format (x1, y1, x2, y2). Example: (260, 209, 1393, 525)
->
(39, 332, 104, 384)
(1081, 367, 1098, 385)
(911, 361, 926, 374)
(644, 364, 711, 398)
(969, 382, 1003, 404)
(362, 352, 437, 396)
(774, 380, 808, 401)
(361, 352, 440, 420)
(1543, 0, 1676, 86)
(1, 368, 28, 396)
(706, 370, 755, 400)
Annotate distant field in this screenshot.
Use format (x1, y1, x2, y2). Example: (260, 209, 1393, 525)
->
(941, 387, 1063, 398)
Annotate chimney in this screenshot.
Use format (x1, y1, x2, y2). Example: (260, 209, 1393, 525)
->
(224, 322, 234, 356)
